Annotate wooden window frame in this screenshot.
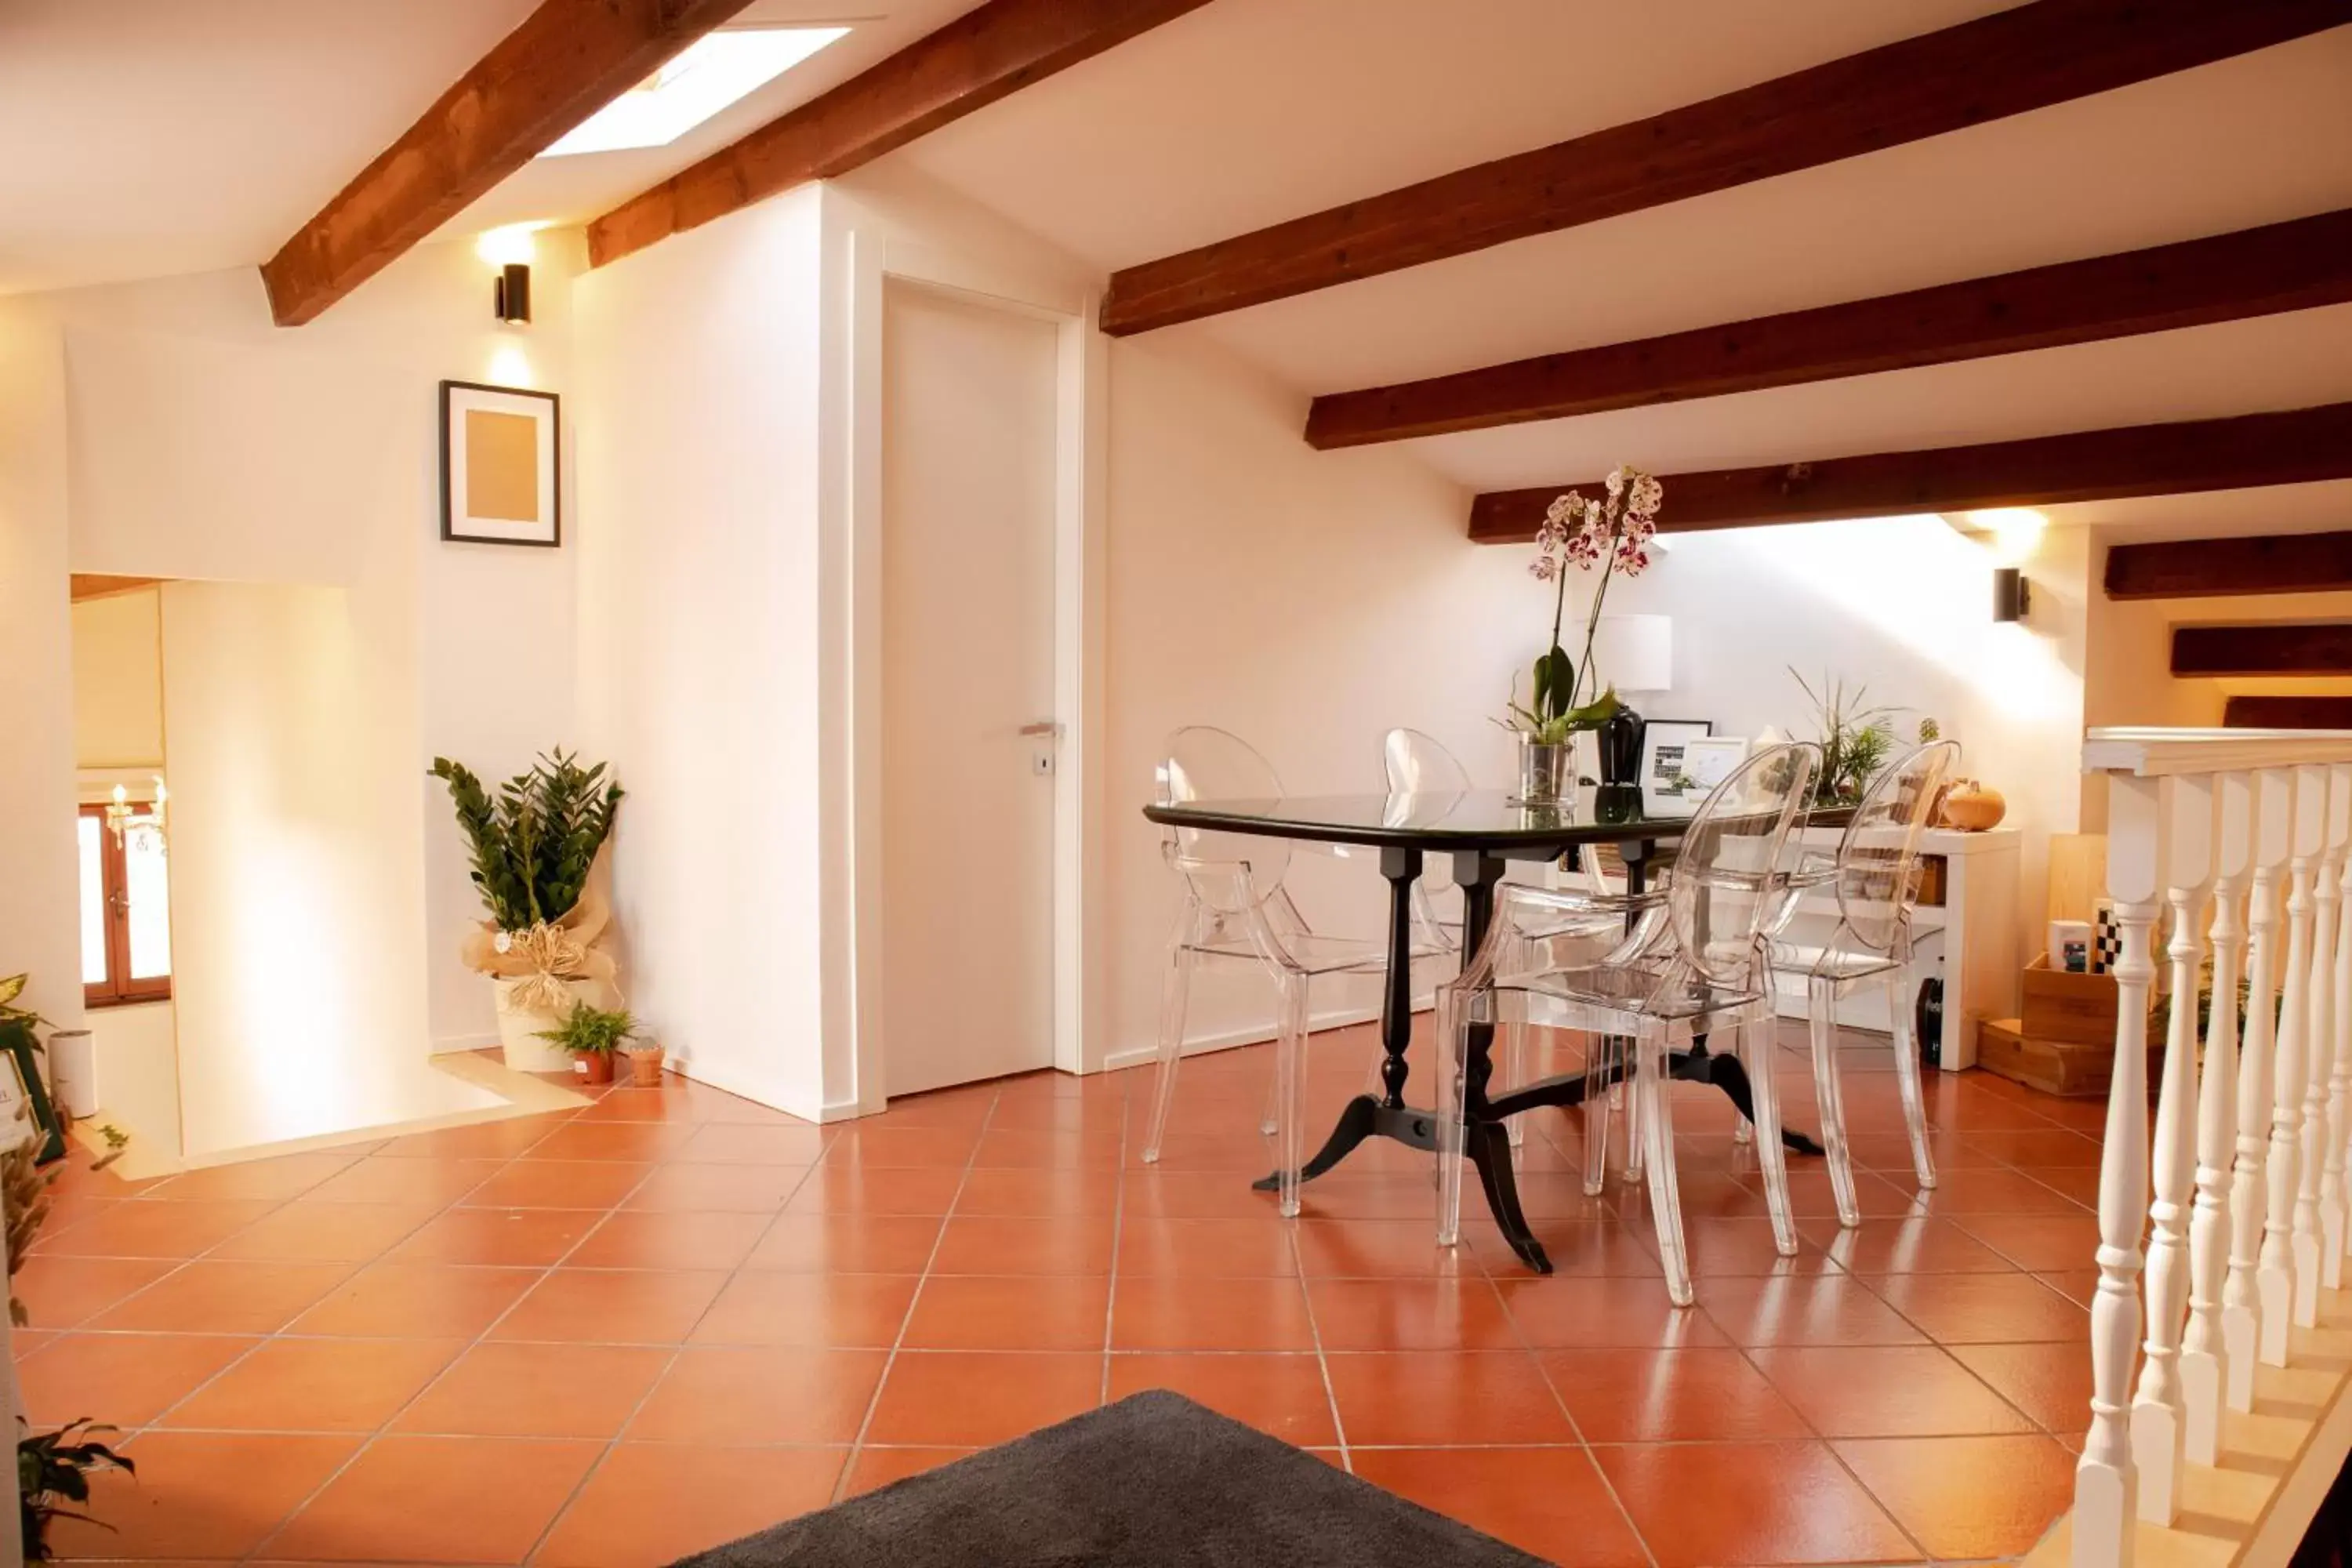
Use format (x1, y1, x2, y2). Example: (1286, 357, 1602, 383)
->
(79, 803, 171, 1009)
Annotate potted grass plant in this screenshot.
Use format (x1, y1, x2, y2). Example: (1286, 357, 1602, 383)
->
(430, 751, 625, 1072)
(532, 1000, 636, 1086)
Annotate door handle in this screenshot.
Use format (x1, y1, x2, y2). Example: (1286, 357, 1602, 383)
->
(1018, 720, 1064, 739)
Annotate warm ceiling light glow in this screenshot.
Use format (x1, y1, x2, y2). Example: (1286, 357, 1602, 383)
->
(541, 28, 849, 157)
(474, 223, 546, 267)
(1966, 507, 2049, 563)
(487, 343, 535, 387)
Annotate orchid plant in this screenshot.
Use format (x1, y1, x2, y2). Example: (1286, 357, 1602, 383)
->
(1499, 466, 1662, 744)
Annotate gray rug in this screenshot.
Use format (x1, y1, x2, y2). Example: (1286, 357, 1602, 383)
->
(671, 1390, 1550, 1566)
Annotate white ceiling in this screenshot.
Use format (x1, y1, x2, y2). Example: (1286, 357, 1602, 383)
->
(7, 0, 2348, 537)
(0, 0, 980, 297)
(896, 0, 2352, 514)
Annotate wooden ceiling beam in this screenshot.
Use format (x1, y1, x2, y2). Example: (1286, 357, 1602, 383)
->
(2105, 528, 2352, 601)
(1101, 0, 2351, 337)
(1467, 401, 2352, 543)
(2175, 624, 2352, 677)
(1308, 209, 2352, 448)
(2224, 695, 2352, 728)
(587, 0, 1217, 268)
(261, 0, 757, 326)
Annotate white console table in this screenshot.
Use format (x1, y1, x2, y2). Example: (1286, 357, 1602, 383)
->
(1768, 825, 2021, 1072)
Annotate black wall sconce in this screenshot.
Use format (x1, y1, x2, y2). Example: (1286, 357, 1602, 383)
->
(1993, 567, 2031, 623)
(494, 263, 532, 325)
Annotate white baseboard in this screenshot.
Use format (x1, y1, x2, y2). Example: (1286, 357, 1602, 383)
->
(665, 1054, 826, 1126)
(1100, 993, 1435, 1075)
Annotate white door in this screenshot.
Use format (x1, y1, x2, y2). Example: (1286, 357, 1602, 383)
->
(880, 281, 1060, 1098)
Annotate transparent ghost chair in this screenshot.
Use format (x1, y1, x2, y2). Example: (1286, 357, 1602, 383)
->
(1435, 743, 1820, 1305)
(1144, 726, 1449, 1215)
(1380, 728, 1472, 951)
(1759, 738, 1960, 1228)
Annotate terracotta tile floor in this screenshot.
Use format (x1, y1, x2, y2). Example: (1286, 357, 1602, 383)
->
(12, 1022, 2096, 1566)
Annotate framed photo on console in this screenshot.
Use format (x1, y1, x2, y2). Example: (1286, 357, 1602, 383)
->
(1639, 719, 1713, 804)
(440, 380, 560, 547)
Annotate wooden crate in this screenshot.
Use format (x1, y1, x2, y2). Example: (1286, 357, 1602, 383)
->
(2021, 955, 2156, 1046)
(1979, 1018, 2161, 1099)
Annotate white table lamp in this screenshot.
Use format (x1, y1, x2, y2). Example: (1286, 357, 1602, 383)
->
(1591, 615, 1672, 695)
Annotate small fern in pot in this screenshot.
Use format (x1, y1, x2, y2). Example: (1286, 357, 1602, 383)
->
(430, 750, 626, 1072)
(532, 1000, 637, 1087)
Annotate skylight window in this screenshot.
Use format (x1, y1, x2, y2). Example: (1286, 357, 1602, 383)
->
(540, 27, 849, 158)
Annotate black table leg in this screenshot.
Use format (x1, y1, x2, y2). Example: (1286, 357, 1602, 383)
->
(1451, 852, 1553, 1272)
(1255, 848, 1437, 1193)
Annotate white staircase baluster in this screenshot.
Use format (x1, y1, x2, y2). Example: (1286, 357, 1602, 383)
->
(2261, 766, 2321, 1353)
(2292, 764, 2330, 1328)
(2305, 766, 2343, 1316)
(2075, 771, 2164, 1568)
(2235, 769, 2291, 1386)
(2132, 774, 2211, 1524)
(2183, 770, 2249, 1459)
(2321, 764, 2352, 1287)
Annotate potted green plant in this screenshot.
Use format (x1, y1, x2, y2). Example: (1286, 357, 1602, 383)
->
(1497, 467, 1661, 804)
(20, 1418, 133, 1561)
(4, 1083, 135, 1563)
(1791, 669, 1900, 805)
(430, 751, 625, 1072)
(533, 1000, 637, 1086)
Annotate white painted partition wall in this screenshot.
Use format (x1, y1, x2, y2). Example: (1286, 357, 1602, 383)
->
(2067, 730, 2352, 1568)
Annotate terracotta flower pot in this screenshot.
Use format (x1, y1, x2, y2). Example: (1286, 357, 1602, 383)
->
(625, 1044, 666, 1088)
(578, 1051, 615, 1086)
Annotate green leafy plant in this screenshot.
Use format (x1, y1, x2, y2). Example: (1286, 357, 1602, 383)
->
(430, 751, 623, 931)
(532, 1000, 637, 1058)
(0, 974, 46, 1065)
(20, 1419, 133, 1560)
(1791, 669, 1900, 804)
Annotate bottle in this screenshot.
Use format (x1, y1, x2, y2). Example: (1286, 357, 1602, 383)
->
(1915, 955, 1946, 1070)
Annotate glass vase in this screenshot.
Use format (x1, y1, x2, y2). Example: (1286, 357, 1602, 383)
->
(1515, 735, 1571, 806)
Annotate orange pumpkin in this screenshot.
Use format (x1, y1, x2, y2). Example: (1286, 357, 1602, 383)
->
(1940, 779, 2006, 832)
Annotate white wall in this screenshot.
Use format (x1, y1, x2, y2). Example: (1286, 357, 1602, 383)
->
(82, 1001, 180, 1167)
(4, 234, 583, 1154)
(70, 588, 165, 770)
(573, 186, 831, 1120)
(162, 580, 485, 1156)
(54, 241, 579, 1059)
(0, 305, 85, 1048)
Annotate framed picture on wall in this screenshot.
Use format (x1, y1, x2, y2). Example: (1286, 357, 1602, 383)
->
(440, 380, 560, 547)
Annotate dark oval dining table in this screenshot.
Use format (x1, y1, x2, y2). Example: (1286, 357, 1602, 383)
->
(1142, 785, 1833, 1274)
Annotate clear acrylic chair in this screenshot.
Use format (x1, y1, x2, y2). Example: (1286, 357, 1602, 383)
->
(1381, 728, 1472, 952)
(1435, 742, 1820, 1305)
(1761, 738, 1959, 1228)
(1143, 726, 1446, 1216)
